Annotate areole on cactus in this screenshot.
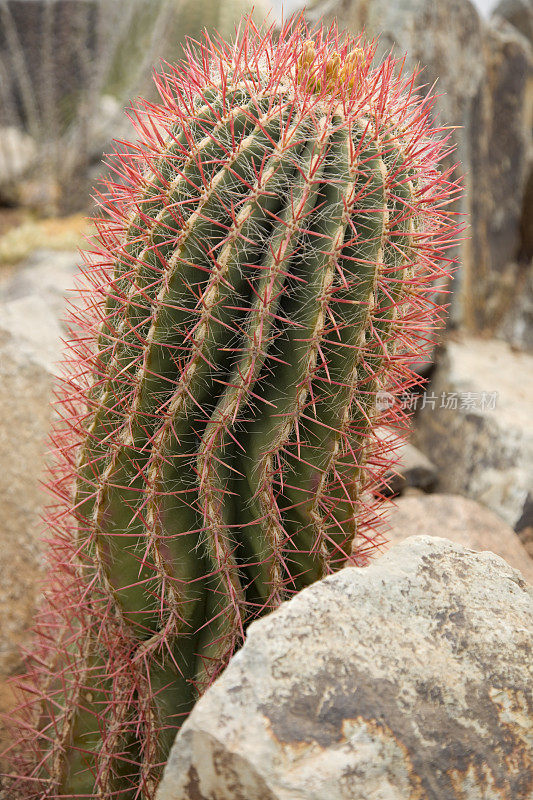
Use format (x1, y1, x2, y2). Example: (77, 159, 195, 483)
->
(6, 16, 462, 799)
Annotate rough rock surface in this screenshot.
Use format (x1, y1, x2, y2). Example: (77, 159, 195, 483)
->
(383, 493, 533, 582)
(415, 336, 533, 529)
(306, 0, 532, 335)
(0, 250, 78, 726)
(157, 536, 533, 800)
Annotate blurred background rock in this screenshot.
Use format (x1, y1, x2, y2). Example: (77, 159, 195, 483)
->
(0, 0, 531, 756)
(0, 0, 269, 215)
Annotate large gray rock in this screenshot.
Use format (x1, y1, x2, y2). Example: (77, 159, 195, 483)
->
(157, 536, 533, 800)
(384, 493, 533, 582)
(306, 0, 532, 336)
(414, 337, 533, 530)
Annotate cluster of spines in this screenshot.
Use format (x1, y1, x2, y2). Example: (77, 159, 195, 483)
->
(4, 16, 462, 800)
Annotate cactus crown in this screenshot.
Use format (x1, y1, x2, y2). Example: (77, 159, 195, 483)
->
(296, 39, 365, 94)
(6, 16, 461, 800)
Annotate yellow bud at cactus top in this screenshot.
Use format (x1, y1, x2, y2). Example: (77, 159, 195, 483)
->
(296, 39, 365, 96)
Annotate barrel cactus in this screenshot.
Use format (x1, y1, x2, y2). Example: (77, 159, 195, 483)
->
(7, 17, 461, 799)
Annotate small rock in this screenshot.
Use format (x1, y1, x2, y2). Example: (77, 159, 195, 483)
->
(415, 336, 533, 530)
(158, 536, 533, 800)
(383, 493, 533, 582)
(376, 428, 437, 496)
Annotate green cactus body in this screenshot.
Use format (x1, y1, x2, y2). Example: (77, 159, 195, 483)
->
(9, 22, 461, 800)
